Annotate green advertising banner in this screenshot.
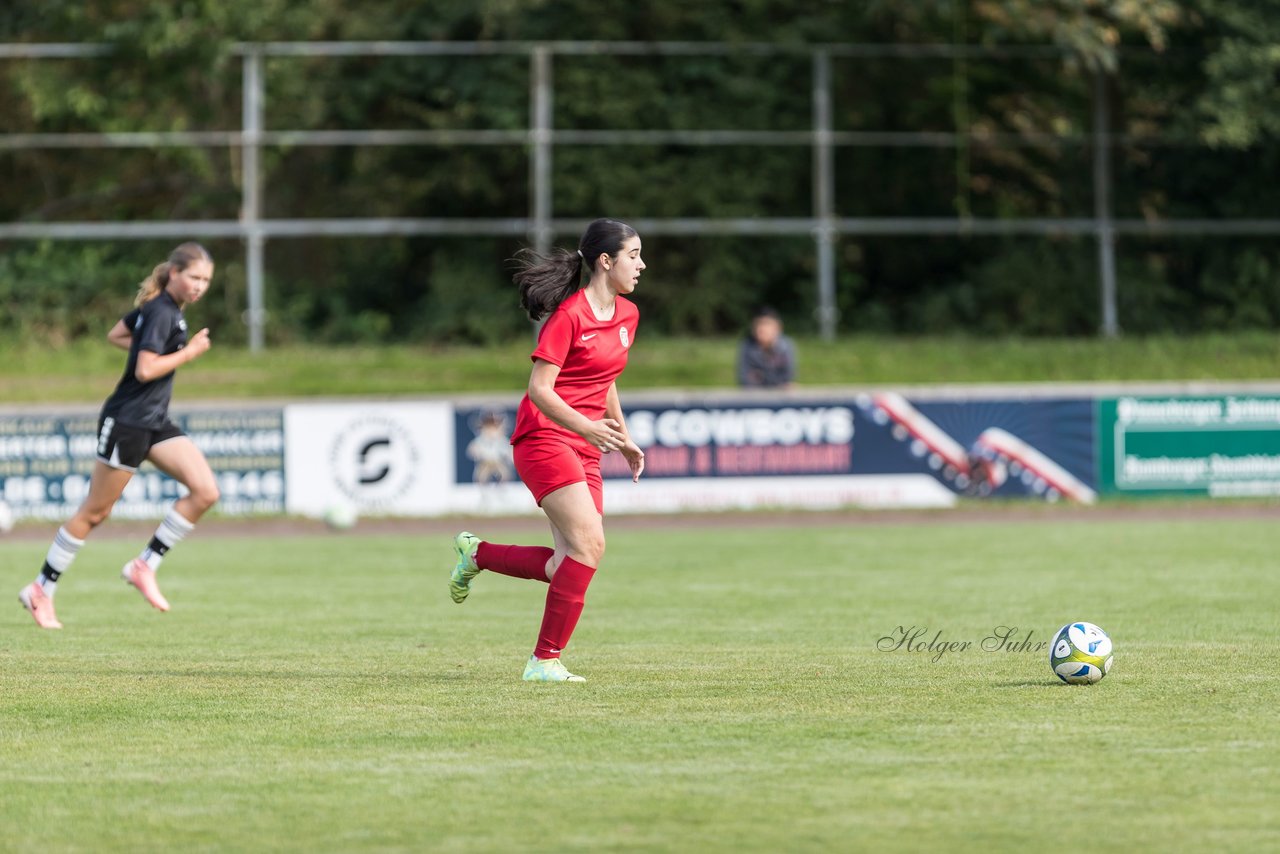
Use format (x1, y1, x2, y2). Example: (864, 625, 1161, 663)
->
(1098, 396, 1280, 496)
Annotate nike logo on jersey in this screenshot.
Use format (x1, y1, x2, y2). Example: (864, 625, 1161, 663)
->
(580, 333, 597, 341)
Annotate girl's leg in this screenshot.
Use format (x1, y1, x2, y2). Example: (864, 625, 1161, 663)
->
(19, 462, 133, 629)
(121, 437, 220, 611)
(476, 537, 554, 582)
(452, 441, 593, 598)
(146, 436, 220, 524)
(449, 530, 554, 604)
(526, 482, 603, 673)
(449, 494, 565, 603)
(544, 517, 571, 582)
(65, 461, 136, 539)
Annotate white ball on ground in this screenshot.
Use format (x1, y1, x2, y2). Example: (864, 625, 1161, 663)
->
(323, 502, 358, 531)
(1050, 621, 1113, 685)
(0, 500, 13, 534)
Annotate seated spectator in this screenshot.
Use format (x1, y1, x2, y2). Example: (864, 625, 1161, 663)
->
(737, 306, 796, 388)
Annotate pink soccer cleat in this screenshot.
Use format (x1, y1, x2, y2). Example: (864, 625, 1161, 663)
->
(18, 582, 63, 629)
(122, 558, 170, 612)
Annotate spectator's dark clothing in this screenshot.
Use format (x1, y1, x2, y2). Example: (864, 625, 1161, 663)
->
(737, 334, 796, 387)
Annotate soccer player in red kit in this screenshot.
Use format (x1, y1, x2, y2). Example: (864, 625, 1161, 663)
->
(449, 218, 646, 682)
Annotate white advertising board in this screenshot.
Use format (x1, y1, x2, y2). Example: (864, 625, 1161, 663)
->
(284, 402, 454, 517)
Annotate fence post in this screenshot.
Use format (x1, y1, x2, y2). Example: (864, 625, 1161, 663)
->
(812, 49, 837, 341)
(241, 47, 266, 352)
(530, 45, 553, 257)
(1093, 69, 1119, 337)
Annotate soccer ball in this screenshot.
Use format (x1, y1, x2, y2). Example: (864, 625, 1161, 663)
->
(1050, 622, 1113, 684)
(323, 502, 358, 531)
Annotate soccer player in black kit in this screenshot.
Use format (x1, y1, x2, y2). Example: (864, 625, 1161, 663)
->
(18, 242, 220, 629)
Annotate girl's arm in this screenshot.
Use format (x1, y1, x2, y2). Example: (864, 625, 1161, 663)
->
(528, 359, 626, 453)
(604, 382, 630, 439)
(606, 381, 645, 482)
(134, 328, 212, 382)
(106, 319, 133, 351)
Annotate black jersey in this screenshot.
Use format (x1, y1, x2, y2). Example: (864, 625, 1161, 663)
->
(100, 291, 189, 429)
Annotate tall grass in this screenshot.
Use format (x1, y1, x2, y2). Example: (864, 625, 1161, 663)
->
(1, 333, 1278, 403)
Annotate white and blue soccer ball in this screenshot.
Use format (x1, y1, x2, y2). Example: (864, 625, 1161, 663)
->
(1050, 621, 1113, 685)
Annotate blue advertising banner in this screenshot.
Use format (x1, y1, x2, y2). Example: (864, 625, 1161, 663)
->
(0, 409, 285, 521)
(452, 403, 857, 483)
(603, 403, 857, 480)
(853, 393, 1097, 502)
(453, 394, 1097, 507)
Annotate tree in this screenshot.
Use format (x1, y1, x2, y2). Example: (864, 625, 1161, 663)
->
(2, 0, 1278, 343)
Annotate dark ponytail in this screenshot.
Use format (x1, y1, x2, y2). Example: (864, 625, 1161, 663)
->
(513, 248, 584, 321)
(513, 218, 638, 321)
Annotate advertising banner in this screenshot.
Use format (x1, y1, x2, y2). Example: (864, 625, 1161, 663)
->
(0, 392, 1107, 522)
(284, 402, 455, 517)
(452, 400, 952, 513)
(853, 393, 1097, 503)
(452, 394, 1097, 514)
(0, 409, 285, 521)
(1098, 395, 1280, 496)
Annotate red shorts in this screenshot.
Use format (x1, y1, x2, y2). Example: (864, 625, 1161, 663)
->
(513, 436, 604, 515)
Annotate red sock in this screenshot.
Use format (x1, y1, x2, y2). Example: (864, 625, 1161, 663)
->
(534, 556, 596, 660)
(475, 542, 552, 582)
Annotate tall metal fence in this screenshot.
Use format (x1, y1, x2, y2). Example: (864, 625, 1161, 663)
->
(4, 40, 1280, 350)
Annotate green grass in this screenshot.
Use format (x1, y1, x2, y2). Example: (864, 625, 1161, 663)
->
(2, 516, 1278, 852)
(3, 332, 1279, 402)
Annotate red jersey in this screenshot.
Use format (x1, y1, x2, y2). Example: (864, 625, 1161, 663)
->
(512, 289, 639, 456)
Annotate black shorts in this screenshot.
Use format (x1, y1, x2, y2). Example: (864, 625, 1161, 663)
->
(95, 416, 185, 472)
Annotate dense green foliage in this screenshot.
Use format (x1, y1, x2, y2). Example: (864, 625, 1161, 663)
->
(3, 1, 1279, 345)
(2, 516, 1278, 850)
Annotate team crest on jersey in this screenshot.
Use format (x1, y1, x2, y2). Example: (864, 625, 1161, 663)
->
(619, 326, 630, 348)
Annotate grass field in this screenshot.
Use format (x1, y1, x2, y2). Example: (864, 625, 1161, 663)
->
(2, 515, 1278, 852)
(3, 332, 1280, 402)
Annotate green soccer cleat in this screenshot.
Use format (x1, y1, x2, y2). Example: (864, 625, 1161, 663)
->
(522, 655, 586, 683)
(449, 531, 482, 604)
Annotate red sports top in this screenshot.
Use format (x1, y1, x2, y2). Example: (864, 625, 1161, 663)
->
(512, 289, 639, 456)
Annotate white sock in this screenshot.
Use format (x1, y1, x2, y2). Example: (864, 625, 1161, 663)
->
(139, 506, 196, 571)
(38, 526, 85, 597)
